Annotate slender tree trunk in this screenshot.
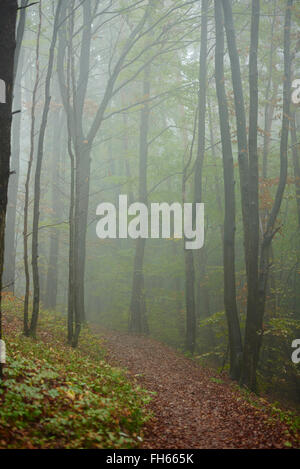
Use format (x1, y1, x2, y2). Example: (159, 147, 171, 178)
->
(30, 0, 62, 337)
(241, 0, 260, 389)
(121, 90, 134, 206)
(222, 0, 250, 278)
(129, 66, 151, 334)
(66, 5, 76, 345)
(194, 0, 208, 319)
(291, 113, 300, 230)
(290, 114, 300, 316)
(207, 95, 224, 242)
(243, 0, 293, 390)
(67, 138, 75, 343)
(262, 3, 278, 180)
(44, 110, 63, 310)
(214, 0, 243, 380)
(0, 0, 18, 379)
(182, 111, 198, 354)
(184, 249, 196, 353)
(23, 3, 42, 336)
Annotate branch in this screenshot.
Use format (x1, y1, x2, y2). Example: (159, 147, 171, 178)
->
(148, 172, 182, 196)
(18, 1, 39, 10)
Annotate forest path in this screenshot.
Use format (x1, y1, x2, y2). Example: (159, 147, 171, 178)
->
(92, 327, 296, 449)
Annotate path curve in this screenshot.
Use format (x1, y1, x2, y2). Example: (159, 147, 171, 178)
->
(93, 327, 297, 449)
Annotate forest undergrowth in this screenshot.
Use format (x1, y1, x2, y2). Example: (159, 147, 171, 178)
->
(0, 294, 150, 449)
(0, 294, 299, 449)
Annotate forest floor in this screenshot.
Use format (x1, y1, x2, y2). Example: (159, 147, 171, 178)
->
(0, 296, 149, 449)
(0, 294, 299, 449)
(93, 326, 300, 449)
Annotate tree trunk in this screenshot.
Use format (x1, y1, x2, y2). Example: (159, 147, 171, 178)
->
(241, 0, 260, 389)
(194, 0, 208, 319)
(0, 0, 18, 379)
(3, 0, 28, 293)
(23, 5, 41, 335)
(290, 115, 300, 316)
(30, 0, 62, 337)
(214, 0, 243, 380)
(243, 0, 293, 390)
(129, 66, 151, 334)
(44, 111, 64, 310)
(222, 0, 250, 278)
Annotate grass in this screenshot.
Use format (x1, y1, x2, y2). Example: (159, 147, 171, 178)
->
(0, 294, 151, 449)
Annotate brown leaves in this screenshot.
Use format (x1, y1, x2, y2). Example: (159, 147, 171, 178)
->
(94, 327, 300, 449)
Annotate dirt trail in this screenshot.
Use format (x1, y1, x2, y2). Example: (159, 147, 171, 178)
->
(93, 327, 298, 449)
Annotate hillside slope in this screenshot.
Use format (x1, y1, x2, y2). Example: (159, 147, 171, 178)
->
(0, 295, 149, 449)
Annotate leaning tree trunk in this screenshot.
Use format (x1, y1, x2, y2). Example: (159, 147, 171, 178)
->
(214, 0, 243, 380)
(0, 0, 18, 379)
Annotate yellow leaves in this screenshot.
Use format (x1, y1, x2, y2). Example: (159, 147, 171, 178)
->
(64, 389, 76, 401)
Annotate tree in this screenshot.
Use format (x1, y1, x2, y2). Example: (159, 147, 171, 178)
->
(129, 66, 151, 334)
(194, 0, 208, 320)
(23, 1, 42, 336)
(241, 0, 260, 388)
(243, 0, 293, 390)
(0, 0, 18, 378)
(30, 0, 63, 337)
(3, 0, 29, 293)
(214, 0, 243, 380)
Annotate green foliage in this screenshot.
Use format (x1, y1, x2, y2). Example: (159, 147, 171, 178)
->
(0, 296, 151, 449)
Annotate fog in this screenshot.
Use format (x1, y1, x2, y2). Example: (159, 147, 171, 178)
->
(1, 0, 300, 415)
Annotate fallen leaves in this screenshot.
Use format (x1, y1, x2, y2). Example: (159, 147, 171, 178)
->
(93, 327, 300, 449)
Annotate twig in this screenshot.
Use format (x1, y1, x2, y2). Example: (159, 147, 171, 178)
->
(18, 2, 39, 10)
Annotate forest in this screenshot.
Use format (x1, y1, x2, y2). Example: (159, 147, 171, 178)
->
(0, 0, 299, 450)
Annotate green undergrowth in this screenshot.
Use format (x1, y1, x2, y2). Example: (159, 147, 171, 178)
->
(233, 384, 300, 440)
(0, 294, 151, 449)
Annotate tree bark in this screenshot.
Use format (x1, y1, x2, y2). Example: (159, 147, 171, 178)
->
(23, 5, 41, 336)
(3, 0, 28, 293)
(194, 0, 208, 319)
(3, 54, 23, 293)
(30, 0, 62, 337)
(44, 110, 64, 310)
(222, 0, 250, 278)
(214, 0, 243, 380)
(241, 0, 260, 389)
(243, 0, 293, 390)
(0, 0, 18, 379)
(129, 66, 150, 335)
